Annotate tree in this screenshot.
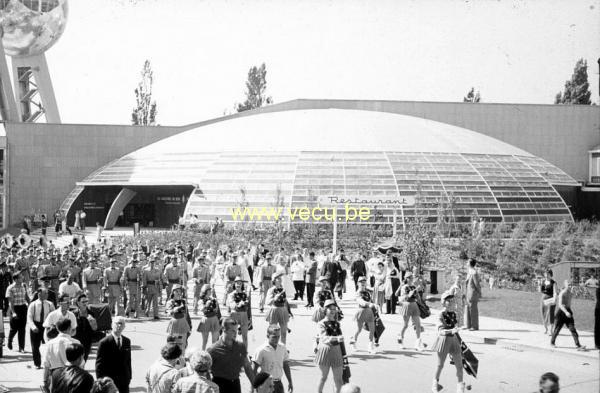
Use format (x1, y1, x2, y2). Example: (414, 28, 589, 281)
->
(236, 63, 273, 112)
(554, 59, 592, 105)
(131, 60, 158, 125)
(463, 87, 481, 103)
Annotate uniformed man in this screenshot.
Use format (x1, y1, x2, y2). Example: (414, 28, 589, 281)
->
(164, 256, 182, 299)
(191, 257, 211, 313)
(82, 259, 103, 304)
(142, 258, 162, 319)
(41, 256, 62, 294)
(14, 249, 31, 292)
(258, 254, 276, 312)
(222, 255, 242, 305)
(122, 258, 141, 318)
(104, 259, 123, 316)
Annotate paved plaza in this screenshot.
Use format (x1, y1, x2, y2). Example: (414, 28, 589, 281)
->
(1, 269, 598, 393)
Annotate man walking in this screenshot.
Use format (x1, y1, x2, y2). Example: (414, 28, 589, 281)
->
(350, 253, 367, 291)
(122, 258, 141, 318)
(207, 318, 255, 393)
(104, 259, 123, 317)
(551, 279, 585, 350)
(5, 272, 29, 352)
(252, 325, 293, 393)
(464, 258, 481, 331)
(305, 252, 318, 308)
(142, 258, 162, 319)
(82, 259, 103, 304)
(42, 317, 81, 391)
(95, 316, 132, 393)
(27, 288, 55, 369)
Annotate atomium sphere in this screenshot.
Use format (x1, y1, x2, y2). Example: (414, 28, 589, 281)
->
(0, 0, 68, 57)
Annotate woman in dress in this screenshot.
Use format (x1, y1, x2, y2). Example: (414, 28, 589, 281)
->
(312, 276, 336, 323)
(265, 271, 292, 343)
(226, 276, 250, 347)
(195, 284, 221, 349)
(431, 290, 465, 393)
(349, 276, 376, 354)
(395, 273, 425, 351)
(372, 262, 387, 309)
(539, 269, 559, 335)
(315, 299, 345, 393)
(166, 284, 192, 351)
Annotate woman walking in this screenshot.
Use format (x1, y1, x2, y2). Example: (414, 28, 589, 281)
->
(372, 262, 387, 310)
(315, 299, 345, 393)
(431, 290, 465, 393)
(226, 276, 250, 347)
(396, 273, 425, 351)
(349, 276, 376, 354)
(384, 254, 401, 314)
(196, 284, 221, 349)
(166, 284, 192, 351)
(266, 271, 292, 343)
(539, 269, 558, 335)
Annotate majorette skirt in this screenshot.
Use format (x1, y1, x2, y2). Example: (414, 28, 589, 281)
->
(230, 311, 249, 330)
(196, 315, 220, 334)
(430, 334, 461, 357)
(399, 301, 419, 318)
(167, 316, 191, 336)
(266, 306, 290, 325)
(314, 343, 343, 367)
(312, 307, 326, 323)
(354, 306, 375, 325)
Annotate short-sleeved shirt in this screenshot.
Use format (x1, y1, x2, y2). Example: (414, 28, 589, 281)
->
(6, 282, 28, 306)
(43, 309, 78, 332)
(207, 338, 248, 380)
(172, 374, 219, 393)
(252, 342, 289, 379)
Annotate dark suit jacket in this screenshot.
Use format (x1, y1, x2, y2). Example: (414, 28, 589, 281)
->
(95, 334, 132, 386)
(305, 261, 318, 284)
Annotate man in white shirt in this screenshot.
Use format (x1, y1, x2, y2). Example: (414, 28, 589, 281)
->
(252, 325, 293, 393)
(366, 251, 382, 288)
(43, 294, 78, 338)
(291, 258, 306, 301)
(58, 271, 82, 302)
(27, 288, 55, 369)
(42, 317, 81, 391)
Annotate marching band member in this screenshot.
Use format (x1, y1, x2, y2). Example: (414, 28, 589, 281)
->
(227, 276, 250, 347)
(196, 284, 221, 350)
(265, 271, 292, 344)
(312, 276, 336, 323)
(166, 284, 192, 351)
(431, 291, 465, 393)
(349, 276, 376, 354)
(191, 257, 211, 314)
(103, 259, 123, 317)
(315, 299, 344, 393)
(396, 273, 425, 351)
(122, 257, 141, 318)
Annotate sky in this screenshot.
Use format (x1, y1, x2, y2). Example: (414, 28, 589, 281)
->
(31, 0, 600, 125)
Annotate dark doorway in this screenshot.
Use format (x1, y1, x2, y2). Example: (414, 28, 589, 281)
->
(116, 204, 155, 227)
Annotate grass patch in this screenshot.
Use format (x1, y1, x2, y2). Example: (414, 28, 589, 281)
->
(429, 288, 596, 332)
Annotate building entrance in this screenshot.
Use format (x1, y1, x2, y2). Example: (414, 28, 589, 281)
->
(116, 203, 155, 227)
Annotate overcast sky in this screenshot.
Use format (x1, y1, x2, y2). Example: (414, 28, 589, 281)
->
(38, 0, 600, 125)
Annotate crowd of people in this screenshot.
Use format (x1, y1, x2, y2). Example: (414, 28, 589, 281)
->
(0, 229, 588, 393)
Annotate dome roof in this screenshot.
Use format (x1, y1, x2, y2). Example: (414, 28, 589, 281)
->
(74, 108, 577, 224)
(132, 108, 532, 156)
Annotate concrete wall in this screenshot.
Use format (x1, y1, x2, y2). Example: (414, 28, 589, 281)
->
(4, 122, 186, 226)
(236, 99, 600, 182)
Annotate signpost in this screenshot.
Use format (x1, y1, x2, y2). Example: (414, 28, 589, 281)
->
(317, 195, 416, 253)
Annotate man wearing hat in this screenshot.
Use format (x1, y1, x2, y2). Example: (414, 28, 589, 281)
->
(82, 258, 102, 304)
(258, 253, 276, 313)
(142, 258, 162, 319)
(227, 276, 250, 347)
(122, 257, 141, 318)
(32, 276, 58, 307)
(41, 256, 62, 294)
(104, 259, 123, 316)
(191, 257, 211, 314)
(164, 256, 183, 299)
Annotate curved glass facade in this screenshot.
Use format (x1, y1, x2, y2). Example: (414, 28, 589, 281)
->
(71, 109, 578, 225)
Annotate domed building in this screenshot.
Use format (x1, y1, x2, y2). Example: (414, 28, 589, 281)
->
(62, 108, 578, 229)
